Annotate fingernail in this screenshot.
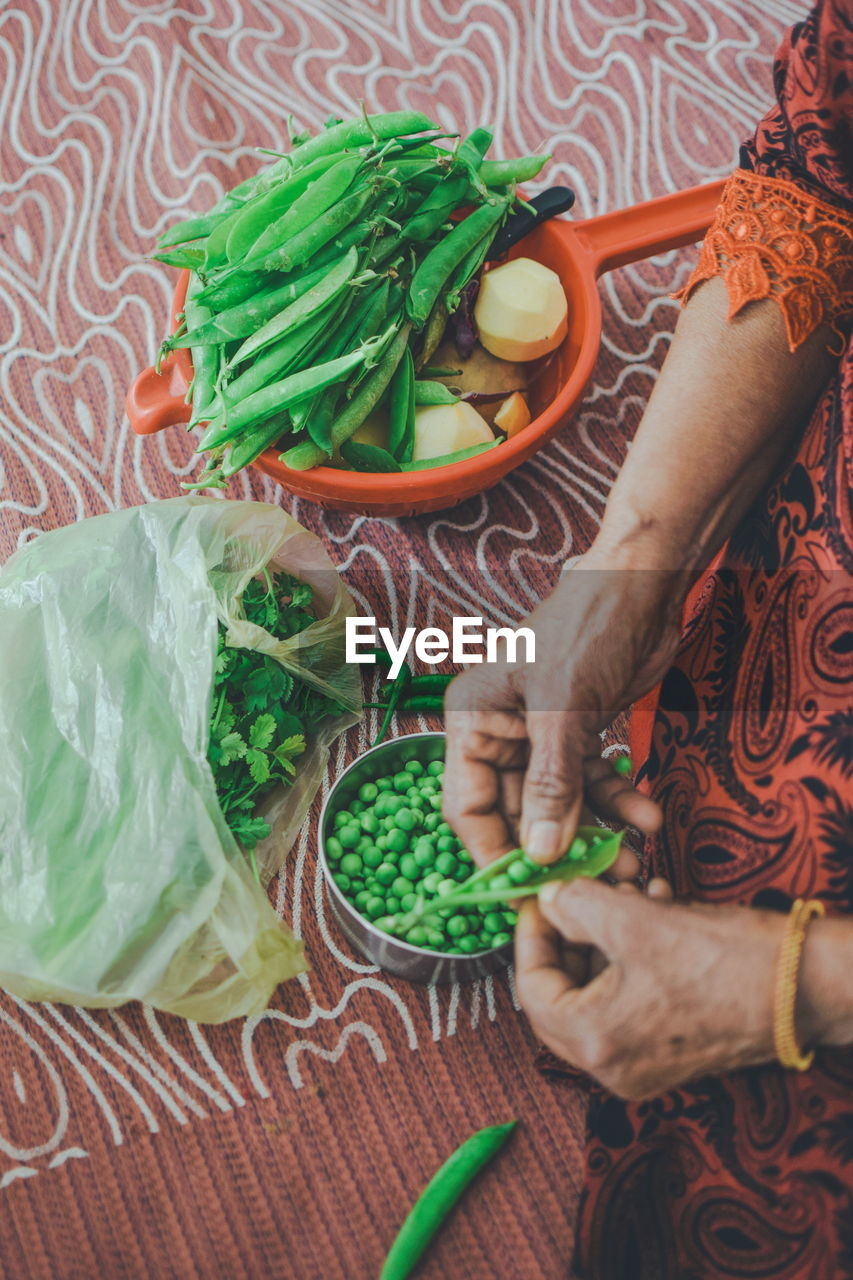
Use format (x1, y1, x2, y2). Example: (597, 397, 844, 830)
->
(539, 881, 561, 906)
(526, 819, 563, 862)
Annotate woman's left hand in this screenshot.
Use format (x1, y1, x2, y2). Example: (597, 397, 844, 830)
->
(516, 878, 789, 1099)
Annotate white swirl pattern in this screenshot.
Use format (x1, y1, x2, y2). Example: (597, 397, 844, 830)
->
(0, 0, 789, 1191)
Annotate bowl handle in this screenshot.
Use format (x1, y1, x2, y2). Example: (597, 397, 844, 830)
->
(126, 353, 191, 435)
(572, 180, 725, 277)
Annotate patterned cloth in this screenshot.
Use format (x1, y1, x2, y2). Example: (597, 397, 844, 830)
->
(574, 4, 853, 1276)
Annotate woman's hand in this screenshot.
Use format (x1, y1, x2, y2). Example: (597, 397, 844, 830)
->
(516, 878, 787, 1099)
(443, 546, 684, 866)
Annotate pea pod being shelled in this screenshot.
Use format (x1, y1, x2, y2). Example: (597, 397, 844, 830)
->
(152, 111, 554, 487)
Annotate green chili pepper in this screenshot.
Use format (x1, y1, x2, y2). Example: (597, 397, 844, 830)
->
(397, 694, 445, 714)
(373, 662, 412, 746)
(379, 1121, 517, 1280)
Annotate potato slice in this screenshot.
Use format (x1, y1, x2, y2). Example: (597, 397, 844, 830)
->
(474, 257, 568, 362)
(494, 391, 531, 438)
(351, 408, 390, 450)
(412, 402, 494, 462)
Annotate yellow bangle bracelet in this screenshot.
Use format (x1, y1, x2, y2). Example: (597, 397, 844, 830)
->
(773, 898, 825, 1071)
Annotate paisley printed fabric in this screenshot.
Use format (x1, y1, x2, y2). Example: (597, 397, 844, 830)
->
(574, 3, 853, 1276)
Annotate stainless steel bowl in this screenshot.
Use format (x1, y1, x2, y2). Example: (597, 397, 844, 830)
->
(318, 732, 513, 984)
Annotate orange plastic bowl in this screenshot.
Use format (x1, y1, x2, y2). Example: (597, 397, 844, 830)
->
(127, 181, 722, 517)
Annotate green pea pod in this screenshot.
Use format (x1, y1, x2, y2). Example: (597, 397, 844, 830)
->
(255, 180, 381, 275)
(388, 346, 415, 460)
(156, 180, 253, 249)
(224, 152, 342, 263)
(407, 199, 509, 328)
(195, 268, 274, 311)
(152, 245, 207, 271)
(416, 301, 448, 370)
(238, 153, 365, 267)
(304, 386, 339, 453)
(199, 340, 382, 452)
(399, 440, 500, 470)
(204, 202, 252, 270)
(455, 127, 493, 199)
(413, 380, 458, 406)
(443, 227, 493, 313)
(403, 171, 470, 242)
(281, 323, 410, 470)
(339, 441, 401, 472)
(221, 294, 345, 407)
(479, 154, 551, 186)
(220, 412, 292, 478)
(261, 110, 438, 181)
(380, 1122, 517, 1280)
(172, 263, 331, 348)
(183, 274, 220, 425)
(228, 246, 359, 367)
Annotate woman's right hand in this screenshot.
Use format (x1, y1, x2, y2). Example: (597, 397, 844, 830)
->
(442, 543, 686, 867)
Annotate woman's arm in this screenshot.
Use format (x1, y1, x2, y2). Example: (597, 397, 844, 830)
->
(443, 275, 836, 865)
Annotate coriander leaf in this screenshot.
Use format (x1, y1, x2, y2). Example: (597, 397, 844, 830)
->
(229, 815, 271, 849)
(277, 734, 306, 760)
(249, 713, 276, 750)
(218, 732, 247, 766)
(247, 748, 271, 784)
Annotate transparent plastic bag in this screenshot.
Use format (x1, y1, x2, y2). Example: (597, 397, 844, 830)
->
(0, 497, 360, 1022)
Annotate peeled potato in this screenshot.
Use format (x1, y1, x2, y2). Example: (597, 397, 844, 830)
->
(412, 402, 494, 462)
(474, 257, 568, 362)
(351, 408, 390, 450)
(494, 391, 531, 438)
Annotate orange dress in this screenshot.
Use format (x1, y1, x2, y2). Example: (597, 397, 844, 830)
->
(571, 3, 853, 1276)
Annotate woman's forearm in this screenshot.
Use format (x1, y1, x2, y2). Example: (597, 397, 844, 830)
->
(594, 276, 836, 581)
(800, 919, 853, 1048)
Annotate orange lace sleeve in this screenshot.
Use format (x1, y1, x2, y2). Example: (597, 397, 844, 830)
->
(675, 168, 853, 352)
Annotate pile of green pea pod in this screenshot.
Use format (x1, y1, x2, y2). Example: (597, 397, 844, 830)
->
(153, 109, 549, 487)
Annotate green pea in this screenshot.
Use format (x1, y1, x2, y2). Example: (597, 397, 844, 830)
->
(407, 761, 425, 776)
(365, 895, 386, 919)
(568, 837, 588, 861)
(435, 852, 458, 877)
(394, 771, 415, 792)
(400, 893, 417, 912)
(339, 824, 361, 849)
(375, 916, 399, 934)
(437, 878, 457, 897)
(422, 871, 443, 895)
(387, 828, 409, 854)
(428, 794, 443, 811)
(420, 780, 437, 795)
(399, 854, 420, 881)
(466, 914, 481, 931)
(356, 836, 373, 854)
(376, 835, 390, 851)
(395, 808, 417, 831)
(424, 928, 445, 949)
(414, 842, 435, 868)
(407, 794, 426, 811)
(333, 810, 353, 828)
(503, 909, 518, 926)
(458, 935, 480, 954)
(383, 794, 404, 814)
(325, 835, 343, 861)
(423, 812, 441, 832)
(340, 853, 363, 877)
(491, 931, 512, 947)
(376, 776, 393, 791)
(507, 860, 531, 884)
(360, 812, 380, 835)
(385, 895, 401, 914)
(359, 781, 379, 803)
(490, 874, 513, 893)
(427, 760, 444, 777)
(333, 873, 351, 893)
(392, 876, 414, 899)
(436, 836, 456, 854)
(447, 915, 469, 938)
(453, 865, 469, 882)
(406, 925, 427, 947)
(437, 823, 454, 838)
(483, 912, 506, 934)
(354, 890, 371, 912)
(351, 799, 364, 815)
(376, 862, 397, 886)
